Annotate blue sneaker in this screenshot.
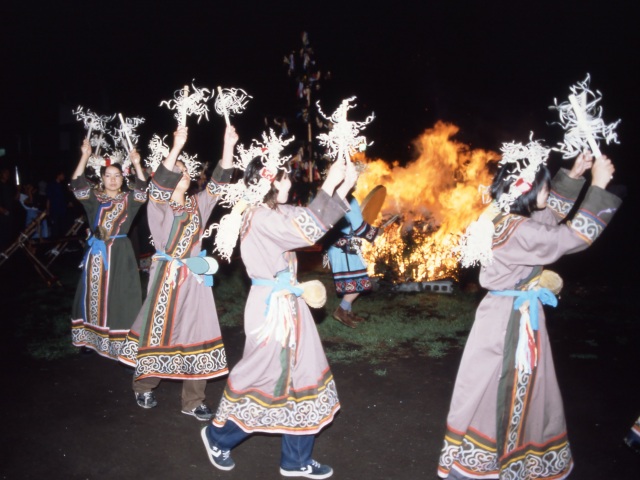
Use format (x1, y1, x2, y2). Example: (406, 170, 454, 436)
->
(624, 433, 640, 454)
(280, 459, 333, 478)
(200, 426, 235, 471)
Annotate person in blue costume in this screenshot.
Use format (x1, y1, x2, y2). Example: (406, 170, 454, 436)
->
(325, 194, 379, 328)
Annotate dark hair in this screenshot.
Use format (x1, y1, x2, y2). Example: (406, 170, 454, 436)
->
(100, 163, 124, 178)
(490, 161, 551, 216)
(244, 157, 288, 209)
(174, 160, 201, 196)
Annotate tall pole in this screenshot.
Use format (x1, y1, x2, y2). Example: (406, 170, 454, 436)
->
(284, 31, 330, 192)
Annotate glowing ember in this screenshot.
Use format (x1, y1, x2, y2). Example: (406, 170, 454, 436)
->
(352, 121, 499, 282)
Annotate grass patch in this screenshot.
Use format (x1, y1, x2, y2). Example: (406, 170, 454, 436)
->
(4, 253, 477, 364)
(3, 253, 80, 360)
(213, 261, 251, 328)
(312, 274, 476, 364)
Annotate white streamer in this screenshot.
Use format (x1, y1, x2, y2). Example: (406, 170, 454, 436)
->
(144, 133, 201, 179)
(73, 106, 114, 139)
(160, 82, 212, 126)
(550, 74, 620, 158)
(215, 86, 252, 125)
(316, 96, 375, 160)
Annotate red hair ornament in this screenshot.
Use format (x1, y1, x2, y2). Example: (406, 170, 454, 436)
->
(514, 178, 532, 194)
(260, 167, 276, 183)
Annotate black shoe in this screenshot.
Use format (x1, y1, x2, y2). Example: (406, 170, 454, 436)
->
(182, 404, 214, 421)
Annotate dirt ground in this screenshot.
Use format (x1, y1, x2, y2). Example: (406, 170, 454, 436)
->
(0, 257, 638, 479)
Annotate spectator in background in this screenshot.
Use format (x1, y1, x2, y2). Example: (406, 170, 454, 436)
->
(0, 166, 18, 250)
(18, 182, 49, 239)
(46, 169, 73, 239)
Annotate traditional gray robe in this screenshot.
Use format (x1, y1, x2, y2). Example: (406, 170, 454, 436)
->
(438, 169, 622, 479)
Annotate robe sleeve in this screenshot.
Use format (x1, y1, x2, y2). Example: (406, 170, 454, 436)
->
(147, 164, 181, 205)
(146, 164, 182, 251)
(130, 177, 148, 203)
(245, 190, 350, 254)
(568, 185, 622, 247)
(195, 163, 234, 221)
(495, 185, 622, 267)
(346, 197, 379, 243)
(70, 176, 95, 205)
(536, 168, 586, 224)
(70, 175, 99, 228)
(126, 177, 148, 219)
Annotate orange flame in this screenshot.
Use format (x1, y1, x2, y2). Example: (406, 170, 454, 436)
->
(352, 121, 500, 282)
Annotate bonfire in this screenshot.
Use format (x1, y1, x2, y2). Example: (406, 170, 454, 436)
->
(352, 121, 500, 284)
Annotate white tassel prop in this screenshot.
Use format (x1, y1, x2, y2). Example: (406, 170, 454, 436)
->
(112, 113, 143, 153)
(73, 106, 114, 139)
(550, 74, 620, 159)
(215, 86, 252, 126)
(160, 82, 212, 126)
(145, 133, 201, 179)
(316, 96, 375, 161)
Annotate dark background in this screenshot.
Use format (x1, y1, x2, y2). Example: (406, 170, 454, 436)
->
(1, 0, 637, 275)
(0, 3, 638, 478)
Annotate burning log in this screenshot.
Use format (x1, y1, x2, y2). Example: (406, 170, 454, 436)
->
(366, 216, 460, 284)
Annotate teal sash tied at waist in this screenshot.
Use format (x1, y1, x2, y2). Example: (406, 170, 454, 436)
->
(252, 271, 303, 312)
(490, 287, 558, 330)
(84, 234, 126, 271)
(154, 249, 215, 287)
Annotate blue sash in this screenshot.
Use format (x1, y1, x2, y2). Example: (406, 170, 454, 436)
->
(490, 288, 557, 330)
(251, 271, 303, 311)
(154, 249, 215, 287)
(84, 234, 126, 271)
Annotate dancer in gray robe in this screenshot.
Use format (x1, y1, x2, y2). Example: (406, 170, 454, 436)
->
(201, 146, 358, 479)
(439, 147, 621, 479)
(119, 125, 236, 420)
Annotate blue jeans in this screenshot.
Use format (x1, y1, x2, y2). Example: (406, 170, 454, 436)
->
(206, 421, 315, 469)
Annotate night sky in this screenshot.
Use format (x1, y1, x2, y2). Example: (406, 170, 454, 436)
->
(1, 0, 637, 272)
